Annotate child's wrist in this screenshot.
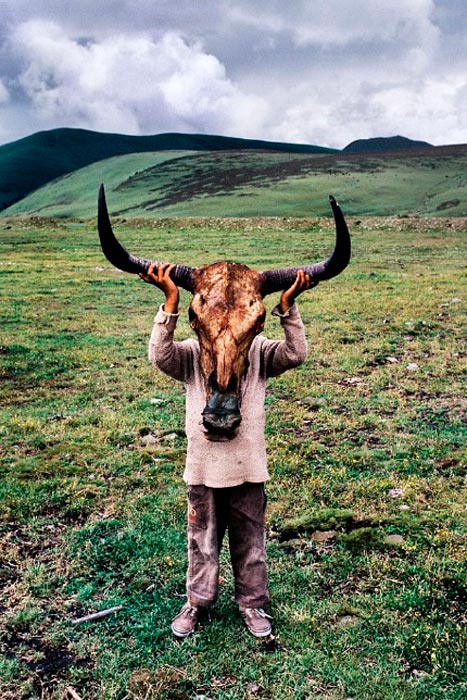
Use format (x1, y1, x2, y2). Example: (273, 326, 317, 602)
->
(163, 294, 179, 314)
(279, 296, 293, 314)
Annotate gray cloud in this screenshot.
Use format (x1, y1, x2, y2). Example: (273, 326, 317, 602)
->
(7, 20, 267, 138)
(0, 0, 466, 147)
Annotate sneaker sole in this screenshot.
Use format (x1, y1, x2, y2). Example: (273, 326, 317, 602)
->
(244, 625, 272, 638)
(171, 623, 195, 638)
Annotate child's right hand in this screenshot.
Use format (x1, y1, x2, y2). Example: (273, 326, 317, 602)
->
(139, 263, 180, 313)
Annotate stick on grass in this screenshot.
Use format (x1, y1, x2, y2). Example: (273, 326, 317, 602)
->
(71, 605, 123, 625)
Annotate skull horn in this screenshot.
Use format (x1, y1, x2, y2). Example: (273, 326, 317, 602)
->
(97, 184, 195, 291)
(260, 195, 351, 296)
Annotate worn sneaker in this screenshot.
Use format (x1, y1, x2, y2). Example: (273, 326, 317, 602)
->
(240, 607, 273, 637)
(171, 602, 202, 638)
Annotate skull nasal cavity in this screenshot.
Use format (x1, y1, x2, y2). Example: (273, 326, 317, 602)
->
(208, 372, 219, 393)
(208, 372, 237, 395)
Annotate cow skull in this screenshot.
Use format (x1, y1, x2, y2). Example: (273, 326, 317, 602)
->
(97, 185, 351, 436)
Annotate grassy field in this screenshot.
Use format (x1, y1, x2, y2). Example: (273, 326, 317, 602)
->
(0, 213, 466, 699)
(4, 144, 467, 219)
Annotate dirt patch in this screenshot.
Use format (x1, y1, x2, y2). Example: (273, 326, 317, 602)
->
(436, 199, 461, 211)
(113, 150, 394, 212)
(2, 628, 91, 697)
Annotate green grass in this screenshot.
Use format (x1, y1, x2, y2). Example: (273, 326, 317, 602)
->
(1, 151, 197, 219)
(0, 214, 466, 699)
(6, 145, 467, 219)
(0, 128, 333, 212)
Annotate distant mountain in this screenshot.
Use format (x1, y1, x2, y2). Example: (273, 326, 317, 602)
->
(343, 135, 433, 154)
(0, 127, 336, 211)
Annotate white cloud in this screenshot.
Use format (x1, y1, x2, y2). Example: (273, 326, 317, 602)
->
(0, 2, 466, 147)
(0, 80, 11, 140)
(371, 77, 467, 144)
(267, 70, 467, 148)
(229, 0, 439, 49)
(0, 79, 9, 104)
(9, 20, 267, 138)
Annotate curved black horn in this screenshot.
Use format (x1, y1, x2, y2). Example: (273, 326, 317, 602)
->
(260, 195, 351, 296)
(97, 184, 195, 291)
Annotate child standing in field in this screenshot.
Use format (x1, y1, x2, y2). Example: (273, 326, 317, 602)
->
(140, 263, 310, 638)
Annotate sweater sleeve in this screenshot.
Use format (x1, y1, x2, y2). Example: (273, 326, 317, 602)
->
(260, 302, 308, 378)
(148, 305, 195, 382)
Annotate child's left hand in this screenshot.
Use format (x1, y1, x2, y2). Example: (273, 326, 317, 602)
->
(279, 270, 313, 313)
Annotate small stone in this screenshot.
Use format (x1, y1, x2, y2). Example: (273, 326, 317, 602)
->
(300, 396, 327, 409)
(388, 488, 405, 499)
(384, 534, 405, 545)
(162, 432, 178, 442)
(150, 398, 165, 405)
(341, 376, 365, 385)
(406, 363, 419, 372)
(141, 434, 158, 446)
(386, 356, 399, 364)
(412, 669, 429, 678)
(246, 683, 261, 695)
(440, 297, 462, 307)
(310, 530, 337, 543)
(333, 615, 360, 629)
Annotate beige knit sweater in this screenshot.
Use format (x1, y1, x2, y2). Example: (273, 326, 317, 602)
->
(149, 303, 308, 488)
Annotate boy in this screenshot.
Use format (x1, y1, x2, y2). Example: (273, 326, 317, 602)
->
(140, 263, 310, 637)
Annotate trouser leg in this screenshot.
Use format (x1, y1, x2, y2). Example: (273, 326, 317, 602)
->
(186, 485, 227, 606)
(228, 482, 269, 609)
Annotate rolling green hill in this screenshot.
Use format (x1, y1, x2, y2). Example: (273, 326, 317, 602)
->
(4, 143, 467, 218)
(0, 128, 335, 211)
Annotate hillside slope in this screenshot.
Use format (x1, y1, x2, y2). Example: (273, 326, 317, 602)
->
(5, 144, 467, 218)
(0, 128, 335, 211)
(344, 135, 433, 153)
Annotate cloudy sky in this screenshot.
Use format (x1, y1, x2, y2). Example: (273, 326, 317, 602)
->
(0, 0, 466, 148)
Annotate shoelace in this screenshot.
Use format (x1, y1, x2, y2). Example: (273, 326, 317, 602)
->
(182, 603, 198, 617)
(243, 607, 273, 620)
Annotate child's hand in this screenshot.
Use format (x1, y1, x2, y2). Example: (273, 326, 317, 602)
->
(279, 270, 312, 313)
(139, 263, 180, 314)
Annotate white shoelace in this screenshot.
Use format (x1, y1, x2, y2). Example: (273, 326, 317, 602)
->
(243, 607, 273, 619)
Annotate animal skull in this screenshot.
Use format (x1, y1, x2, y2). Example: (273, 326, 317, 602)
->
(97, 185, 351, 436)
